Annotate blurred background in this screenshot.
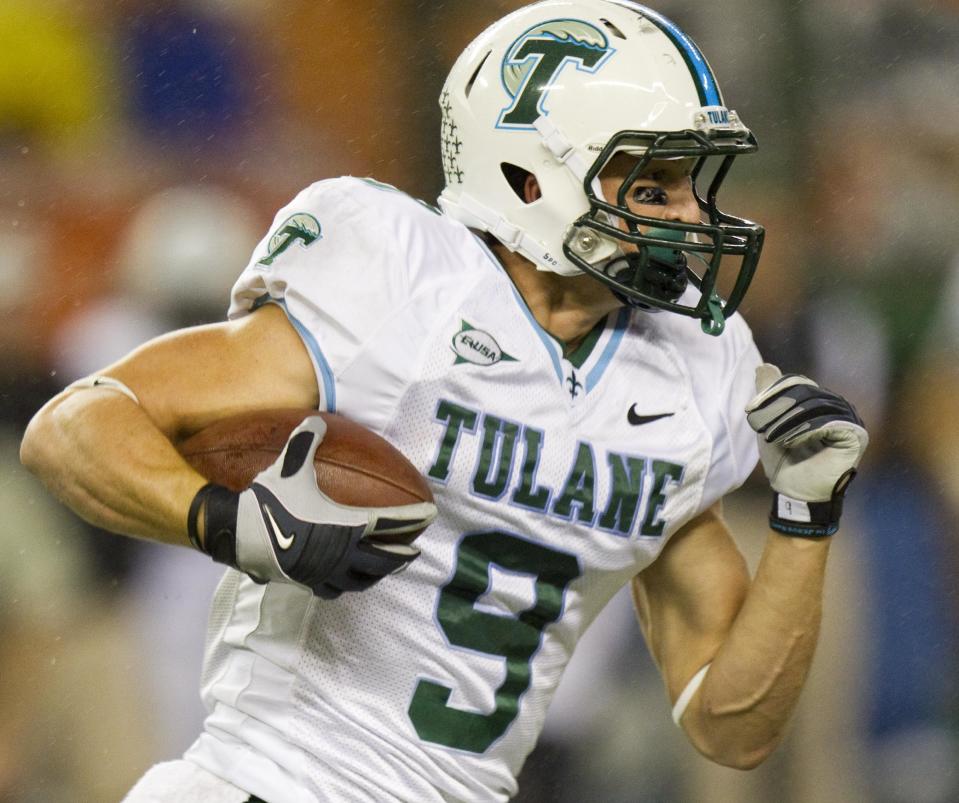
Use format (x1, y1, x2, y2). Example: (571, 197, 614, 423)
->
(1, 0, 957, 801)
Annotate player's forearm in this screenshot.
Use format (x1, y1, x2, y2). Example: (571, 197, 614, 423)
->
(20, 389, 206, 547)
(686, 532, 830, 769)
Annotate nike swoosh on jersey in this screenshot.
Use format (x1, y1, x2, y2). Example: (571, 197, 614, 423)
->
(627, 404, 675, 426)
(262, 503, 296, 550)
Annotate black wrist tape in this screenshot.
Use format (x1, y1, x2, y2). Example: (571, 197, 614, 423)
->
(769, 469, 857, 539)
(768, 494, 843, 537)
(188, 483, 240, 567)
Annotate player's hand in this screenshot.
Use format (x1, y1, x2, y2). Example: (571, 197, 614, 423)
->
(745, 364, 868, 537)
(193, 416, 437, 598)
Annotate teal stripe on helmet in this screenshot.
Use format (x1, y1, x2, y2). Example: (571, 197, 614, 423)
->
(613, 2, 723, 107)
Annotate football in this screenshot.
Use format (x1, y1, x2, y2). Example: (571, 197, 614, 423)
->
(177, 409, 434, 542)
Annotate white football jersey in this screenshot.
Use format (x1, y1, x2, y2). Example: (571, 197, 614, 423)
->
(184, 177, 760, 802)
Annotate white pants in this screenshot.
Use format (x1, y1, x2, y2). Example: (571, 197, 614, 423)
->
(123, 760, 254, 803)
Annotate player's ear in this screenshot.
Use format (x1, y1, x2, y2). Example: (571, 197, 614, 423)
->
(523, 174, 542, 204)
(500, 163, 541, 205)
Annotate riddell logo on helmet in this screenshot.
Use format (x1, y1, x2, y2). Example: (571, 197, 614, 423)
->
(497, 20, 614, 129)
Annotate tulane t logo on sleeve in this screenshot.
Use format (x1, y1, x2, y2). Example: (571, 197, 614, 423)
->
(257, 213, 322, 266)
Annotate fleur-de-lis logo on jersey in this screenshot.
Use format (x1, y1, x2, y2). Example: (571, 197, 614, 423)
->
(497, 20, 614, 129)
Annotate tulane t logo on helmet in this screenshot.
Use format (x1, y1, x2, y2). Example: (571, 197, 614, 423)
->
(497, 20, 613, 129)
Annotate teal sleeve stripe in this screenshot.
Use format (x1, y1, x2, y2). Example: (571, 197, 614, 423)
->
(251, 294, 337, 412)
(586, 307, 630, 393)
(634, 5, 722, 107)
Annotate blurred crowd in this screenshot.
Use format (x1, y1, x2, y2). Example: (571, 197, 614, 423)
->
(0, 0, 956, 801)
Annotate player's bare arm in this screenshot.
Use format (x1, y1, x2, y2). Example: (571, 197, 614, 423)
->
(635, 365, 867, 770)
(20, 304, 317, 546)
(22, 303, 432, 598)
(633, 503, 830, 769)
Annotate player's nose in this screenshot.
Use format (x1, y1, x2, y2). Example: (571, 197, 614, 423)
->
(664, 186, 701, 225)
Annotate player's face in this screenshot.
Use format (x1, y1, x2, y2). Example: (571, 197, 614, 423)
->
(599, 153, 700, 234)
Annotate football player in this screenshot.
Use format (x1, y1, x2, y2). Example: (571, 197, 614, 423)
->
(21, 1, 867, 801)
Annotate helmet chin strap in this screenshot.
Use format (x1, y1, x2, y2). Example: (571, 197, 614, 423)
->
(437, 191, 577, 274)
(532, 116, 593, 184)
(440, 119, 564, 265)
(532, 116, 623, 266)
(438, 192, 525, 250)
(438, 116, 619, 275)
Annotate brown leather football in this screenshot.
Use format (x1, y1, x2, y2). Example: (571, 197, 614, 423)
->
(177, 409, 433, 541)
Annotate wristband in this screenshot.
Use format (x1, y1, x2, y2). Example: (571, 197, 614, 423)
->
(769, 469, 857, 538)
(66, 375, 141, 404)
(188, 483, 240, 566)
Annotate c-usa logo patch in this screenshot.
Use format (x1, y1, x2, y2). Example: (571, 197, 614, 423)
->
(451, 321, 518, 366)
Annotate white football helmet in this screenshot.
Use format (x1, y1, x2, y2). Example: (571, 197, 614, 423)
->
(439, 0, 764, 335)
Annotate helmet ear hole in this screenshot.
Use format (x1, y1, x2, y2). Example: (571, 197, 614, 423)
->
(501, 163, 539, 204)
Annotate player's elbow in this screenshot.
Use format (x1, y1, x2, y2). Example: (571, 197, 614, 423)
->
(21, 404, 53, 475)
(21, 395, 70, 482)
(706, 740, 779, 771)
(684, 707, 783, 770)
(691, 729, 782, 771)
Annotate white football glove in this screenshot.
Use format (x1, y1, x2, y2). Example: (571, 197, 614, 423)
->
(745, 364, 869, 537)
(190, 416, 437, 598)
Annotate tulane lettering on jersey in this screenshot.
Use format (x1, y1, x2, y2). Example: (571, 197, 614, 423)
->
(427, 399, 685, 538)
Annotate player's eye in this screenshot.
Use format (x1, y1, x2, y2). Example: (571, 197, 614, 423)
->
(631, 186, 668, 206)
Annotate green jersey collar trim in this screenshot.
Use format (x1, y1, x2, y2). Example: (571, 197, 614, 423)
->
(563, 317, 606, 369)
